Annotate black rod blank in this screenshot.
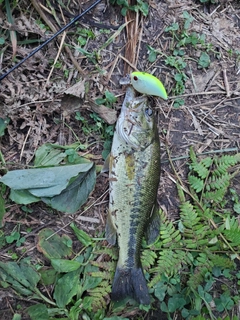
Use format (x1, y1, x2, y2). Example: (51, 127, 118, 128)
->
(0, 0, 103, 81)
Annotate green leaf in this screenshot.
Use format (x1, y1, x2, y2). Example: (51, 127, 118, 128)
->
(233, 203, 240, 214)
(38, 268, 57, 285)
(70, 223, 92, 246)
(137, 0, 148, 16)
(34, 144, 66, 167)
(0, 262, 40, 297)
(168, 295, 186, 312)
(42, 164, 96, 213)
(10, 189, 40, 205)
(27, 303, 49, 320)
(51, 259, 82, 273)
(0, 163, 93, 198)
(154, 282, 167, 301)
(95, 98, 106, 105)
(105, 90, 117, 104)
(198, 52, 210, 68)
(54, 269, 80, 308)
(82, 274, 102, 291)
(165, 23, 179, 32)
(37, 228, 72, 259)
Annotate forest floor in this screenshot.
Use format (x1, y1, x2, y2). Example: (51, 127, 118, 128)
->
(0, 0, 240, 319)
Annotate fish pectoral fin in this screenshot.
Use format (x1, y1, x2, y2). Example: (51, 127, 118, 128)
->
(105, 212, 117, 245)
(145, 202, 160, 245)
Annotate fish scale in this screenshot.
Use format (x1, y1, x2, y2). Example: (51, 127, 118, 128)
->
(106, 86, 161, 305)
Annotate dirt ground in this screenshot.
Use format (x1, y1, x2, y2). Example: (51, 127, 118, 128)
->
(0, 0, 240, 319)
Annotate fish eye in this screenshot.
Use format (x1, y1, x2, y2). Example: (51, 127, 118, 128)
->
(145, 108, 153, 117)
(133, 76, 138, 81)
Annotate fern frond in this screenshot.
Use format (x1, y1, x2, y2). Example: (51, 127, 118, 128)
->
(213, 154, 240, 177)
(204, 188, 228, 203)
(207, 252, 235, 269)
(94, 247, 118, 259)
(91, 260, 116, 272)
(84, 280, 111, 311)
(180, 201, 200, 229)
(223, 216, 240, 247)
(224, 229, 240, 247)
(190, 160, 212, 179)
(156, 209, 181, 249)
(188, 175, 204, 192)
(142, 249, 158, 269)
(208, 173, 231, 191)
(149, 250, 193, 287)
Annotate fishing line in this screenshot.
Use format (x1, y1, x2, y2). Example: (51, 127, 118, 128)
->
(0, 0, 103, 82)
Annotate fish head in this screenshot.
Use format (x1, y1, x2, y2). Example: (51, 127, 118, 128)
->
(117, 96, 156, 150)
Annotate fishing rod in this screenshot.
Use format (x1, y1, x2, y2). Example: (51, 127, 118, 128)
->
(0, 0, 103, 82)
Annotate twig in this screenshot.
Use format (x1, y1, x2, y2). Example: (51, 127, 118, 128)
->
(222, 68, 231, 97)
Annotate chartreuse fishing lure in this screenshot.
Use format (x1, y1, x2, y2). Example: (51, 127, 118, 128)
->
(130, 71, 168, 100)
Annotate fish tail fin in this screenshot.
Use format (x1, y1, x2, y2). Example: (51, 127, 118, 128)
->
(111, 266, 150, 305)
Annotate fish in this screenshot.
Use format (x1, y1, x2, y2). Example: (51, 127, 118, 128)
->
(106, 86, 161, 305)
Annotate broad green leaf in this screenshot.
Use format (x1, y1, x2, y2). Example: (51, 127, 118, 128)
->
(154, 282, 167, 301)
(0, 163, 93, 198)
(42, 164, 96, 213)
(0, 261, 32, 288)
(70, 223, 92, 246)
(27, 304, 49, 320)
(54, 270, 80, 308)
(51, 259, 81, 273)
(82, 275, 102, 291)
(39, 268, 57, 285)
(10, 189, 40, 205)
(37, 228, 72, 259)
(34, 144, 66, 167)
(0, 262, 40, 296)
(19, 261, 41, 288)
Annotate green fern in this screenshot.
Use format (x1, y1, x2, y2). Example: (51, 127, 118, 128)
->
(190, 158, 212, 179)
(213, 154, 240, 177)
(188, 175, 204, 192)
(142, 249, 158, 269)
(86, 279, 111, 311)
(223, 216, 240, 247)
(149, 250, 193, 287)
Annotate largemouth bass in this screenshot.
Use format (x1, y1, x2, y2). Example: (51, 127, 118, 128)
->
(106, 86, 160, 304)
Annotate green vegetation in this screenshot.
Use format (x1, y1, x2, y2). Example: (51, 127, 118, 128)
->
(1, 146, 240, 319)
(110, 0, 149, 16)
(147, 11, 221, 107)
